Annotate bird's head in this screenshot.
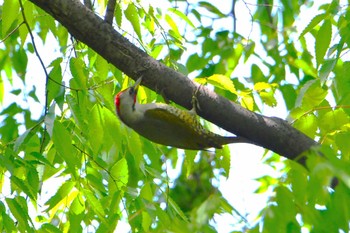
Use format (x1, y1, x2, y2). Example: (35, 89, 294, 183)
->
(115, 77, 142, 117)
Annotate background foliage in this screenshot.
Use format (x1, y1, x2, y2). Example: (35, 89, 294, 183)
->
(0, 0, 350, 232)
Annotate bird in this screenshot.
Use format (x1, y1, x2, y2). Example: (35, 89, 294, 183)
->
(114, 77, 246, 150)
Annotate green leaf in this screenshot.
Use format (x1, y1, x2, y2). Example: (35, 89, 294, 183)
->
(0, 77, 4, 104)
(198, 1, 225, 17)
(69, 57, 88, 89)
(52, 120, 78, 171)
(140, 183, 153, 202)
(315, 19, 332, 66)
(0, 202, 16, 232)
(45, 181, 75, 212)
(14, 127, 34, 152)
(125, 3, 141, 40)
(295, 80, 327, 110)
(83, 189, 106, 220)
(12, 48, 28, 77)
(11, 175, 37, 201)
(115, 4, 122, 27)
(167, 195, 188, 222)
(142, 211, 152, 232)
(6, 196, 31, 232)
(299, 13, 326, 38)
(88, 104, 104, 154)
(47, 58, 63, 104)
(165, 14, 181, 40)
(206, 74, 236, 94)
(319, 108, 349, 132)
(319, 58, 337, 84)
(39, 223, 62, 233)
(293, 114, 318, 138)
(186, 53, 208, 72)
(2, 0, 20, 35)
(110, 158, 129, 190)
(168, 8, 195, 28)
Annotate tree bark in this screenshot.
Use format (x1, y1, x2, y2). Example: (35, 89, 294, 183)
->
(29, 0, 317, 164)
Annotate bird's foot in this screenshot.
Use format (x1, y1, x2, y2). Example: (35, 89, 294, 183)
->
(190, 84, 202, 115)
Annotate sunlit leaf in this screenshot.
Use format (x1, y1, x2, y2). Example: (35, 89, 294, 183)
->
(316, 19, 332, 67)
(52, 120, 78, 171)
(299, 13, 326, 38)
(2, 0, 20, 35)
(125, 3, 142, 40)
(83, 189, 106, 220)
(168, 8, 195, 28)
(293, 113, 318, 140)
(110, 157, 128, 190)
(207, 74, 236, 94)
(295, 80, 327, 110)
(45, 181, 75, 212)
(6, 196, 32, 232)
(142, 211, 152, 232)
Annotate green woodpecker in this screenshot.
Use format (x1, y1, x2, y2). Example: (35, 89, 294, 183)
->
(115, 78, 244, 149)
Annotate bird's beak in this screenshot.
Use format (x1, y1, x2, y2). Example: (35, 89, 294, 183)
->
(132, 77, 142, 91)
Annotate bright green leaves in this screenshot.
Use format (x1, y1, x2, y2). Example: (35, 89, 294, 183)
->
(2, 0, 20, 36)
(254, 82, 278, 107)
(315, 19, 332, 67)
(6, 196, 33, 232)
(125, 3, 142, 40)
(295, 80, 327, 110)
(47, 58, 64, 105)
(52, 120, 78, 172)
(110, 158, 129, 190)
(45, 181, 76, 213)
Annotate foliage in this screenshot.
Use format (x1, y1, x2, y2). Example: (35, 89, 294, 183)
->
(0, 0, 350, 232)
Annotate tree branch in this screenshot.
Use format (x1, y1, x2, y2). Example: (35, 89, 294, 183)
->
(29, 0, 317, 164)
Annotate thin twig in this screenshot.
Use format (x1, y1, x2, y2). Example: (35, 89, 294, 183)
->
(19, 0, 50, 153)
(0, 22, 25, 43)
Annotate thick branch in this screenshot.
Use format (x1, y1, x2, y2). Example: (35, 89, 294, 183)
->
(29, 0, 317, 163)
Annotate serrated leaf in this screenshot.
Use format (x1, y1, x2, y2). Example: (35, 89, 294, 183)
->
(11, 176, 37, 201)
(316, 19, 332, 66)
(125, 3, 141, 40)
(69, 58, 88, 89)
(88, 104, 104, 154)
(48, 58, 63, 104)
(2, 0, 20, 36)
(299, 13, 326, 38)
(207, 74, 236, 94)
(168, 8, 195, 28)
(6, 197, 31, 232)
(45, 181, 75, 212)
(110, 158, 128, 190)
(319, 109, 350, 132)
(14, 127, 33, 152)
(295, 80, 327, 110)
(319, 58, 336, 84)
(293, 114, 318, 138)
(167, 195, 188, 221)
(83, 189, 106, 219)
(52, 120, 78, 171)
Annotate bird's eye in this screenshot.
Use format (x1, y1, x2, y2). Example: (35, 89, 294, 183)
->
(129, 87, 134, 95)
